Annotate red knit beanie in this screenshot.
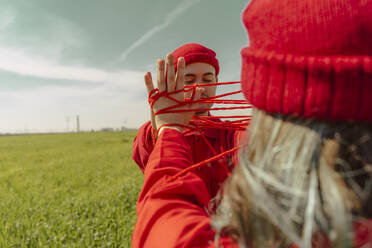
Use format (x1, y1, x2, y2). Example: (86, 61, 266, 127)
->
(172, 43, 220, 76)
(240, 0, 372, 121)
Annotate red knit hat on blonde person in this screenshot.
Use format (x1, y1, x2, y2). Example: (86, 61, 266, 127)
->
(240, 0, 372, 121)
(172, 43, 220, 76)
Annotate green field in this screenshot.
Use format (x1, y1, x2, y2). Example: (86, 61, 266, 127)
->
(0, 131, 142, 247)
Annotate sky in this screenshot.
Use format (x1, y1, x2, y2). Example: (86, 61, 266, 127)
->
(0, 0, 250, 133)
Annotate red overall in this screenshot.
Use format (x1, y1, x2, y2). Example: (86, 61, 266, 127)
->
(132, 129, 238, 247)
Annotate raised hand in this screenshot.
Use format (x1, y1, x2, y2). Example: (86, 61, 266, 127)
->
(145, 54, 203, 135)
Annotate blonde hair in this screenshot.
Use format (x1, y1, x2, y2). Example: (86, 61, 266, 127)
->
(211, 109, 372, 248)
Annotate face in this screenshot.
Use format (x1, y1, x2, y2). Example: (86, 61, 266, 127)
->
(184, 62, 217, 116)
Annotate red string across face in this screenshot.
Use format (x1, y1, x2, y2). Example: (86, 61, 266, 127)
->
(148, 81, 251, 179)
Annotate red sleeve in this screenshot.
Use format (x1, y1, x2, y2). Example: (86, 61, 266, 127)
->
(132, 121, 155, 173)
(132, 128, 238, 248)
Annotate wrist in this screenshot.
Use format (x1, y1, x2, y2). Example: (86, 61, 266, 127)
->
(158, 125, 183, 136)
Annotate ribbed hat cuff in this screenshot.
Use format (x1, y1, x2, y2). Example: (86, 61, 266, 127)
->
(241, 47, 372, 121)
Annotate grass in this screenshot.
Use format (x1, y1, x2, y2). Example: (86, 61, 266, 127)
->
(0, 131, 143, 247)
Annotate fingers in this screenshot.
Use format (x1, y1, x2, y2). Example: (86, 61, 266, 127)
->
(175, 57, 185, 91)
(157, 59, 166, 92)
(145, 72, 157, 133)
(195, 87, 204, 101)
(144, 72, 155, 94)
(166, 54, 176, 92)
(189, 87, 205, 110)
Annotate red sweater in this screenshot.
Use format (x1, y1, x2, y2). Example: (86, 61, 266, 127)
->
(132, 120, 243, 198)
(132, 129, 371, 248)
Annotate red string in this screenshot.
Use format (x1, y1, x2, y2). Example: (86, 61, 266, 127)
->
(184, 81, 241, 87)
(200, 132, 217, 156)
(155, 91, 251, 115)
(169, 145, 243, 181)
(149, 81, 251, 178)
(160, 106, 251, 114)
(196, 115, 251, 119)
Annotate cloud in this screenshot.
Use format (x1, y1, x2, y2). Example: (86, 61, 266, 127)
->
(120, 0, 201, 61)
(0, 46, 145, 87)
(0, 5, 150, 133)
(0, 3, 86, 62)
(0, 5, 136, 86)
(0, 71, 149, 133)
(0, 8, 15, 30)
(0, 37, 148, 133)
